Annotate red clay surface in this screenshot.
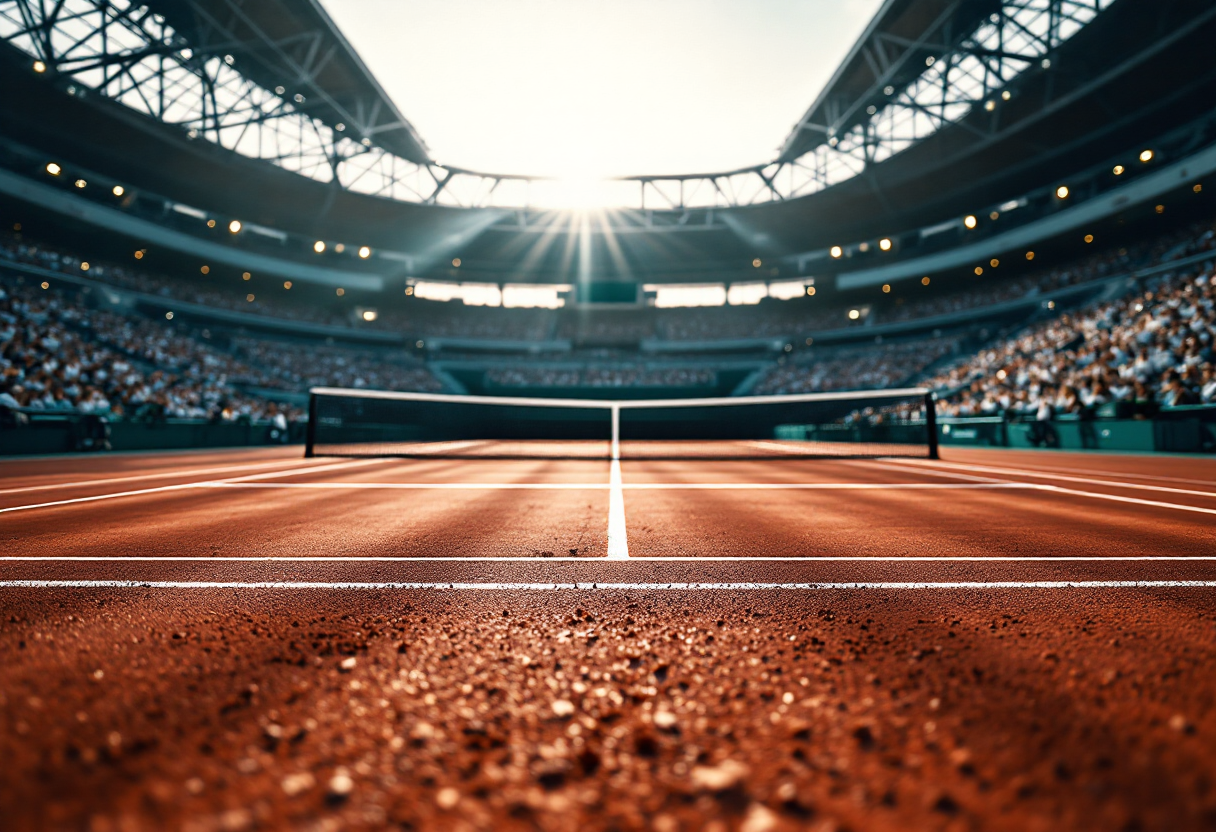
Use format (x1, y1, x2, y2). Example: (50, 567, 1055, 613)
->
(2, 445, 1215, 831)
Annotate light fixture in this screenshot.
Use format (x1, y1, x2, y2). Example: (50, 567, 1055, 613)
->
(990, 259, 999, 268)
(1139, 149, 1154, 163)
(112, 185, 124, 196)
(336, 288, 345, 296)
(1155, 204, 1165, 214)
(806, 287, 816, 296)
(1113, 165, 1124, 175)
(405, 286, 414, 295)
(921, 276, 930, 285)
(134, 250, 144, 260)
(165, 311, 174, 320)
(33, 60, 46, 73)
(1001, 90, 1011, 101)
(335, 243, 345, 253)
(882, 284, 891, 293)
(74, 179, 86, 189)
(1194, 184, 1203, 193)
(848, 309, 860, 320)
(1084, 234, 1094, 243)
(984, 100, 995, 112)
(242, 272, 251, 281)
(974, 267, 984, 276)
(878, 238, 892, 251)
(362, 310, 378, 322)
(452, 258, 461, 268)
(1055, 185, 1069, 199)
(1026, 251, 1035, 261)
(283, 281, 292, 290)
(752, 258, 762, 268)
(989, 211, 999, 221)
(206, 219, 216, 228)
(80, 262, 89, 271)
(201, 265, 210, 275)
(313, 240, 326, 253)
(246, 293, 255, 302)
(829, 245, 843, 259)
(46, 162, 61, 175)
(228, 220, 241, 233)
(358, 246, 371, 259)
(964, 215, 977, 229)
(40, 281, 50, 289)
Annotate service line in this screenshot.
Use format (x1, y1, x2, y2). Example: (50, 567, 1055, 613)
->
(3, 580, 1215, 590)
(3, 556, 1216, 562)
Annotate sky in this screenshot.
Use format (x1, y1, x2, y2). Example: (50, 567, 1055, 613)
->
(320, 0, 882, 180)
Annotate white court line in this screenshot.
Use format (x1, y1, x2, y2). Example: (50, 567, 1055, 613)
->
(887, 458, 1216, 499)
(198, 481, 1038, 491)
(4, 555, 1215, 562)
(607, 459, 629, 559)
(3, 580, 1214, 590)
(955, 460, 1216, 488)
(1035, 484, 1216, 517)
(0, 458, 383, 516)
(0, 457, 322, 496)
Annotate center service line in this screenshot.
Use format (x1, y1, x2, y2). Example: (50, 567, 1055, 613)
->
(607, 459, 629, 559)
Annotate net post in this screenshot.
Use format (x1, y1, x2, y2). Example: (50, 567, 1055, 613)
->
(610, 404, 620, 461)
(304, 391, 318, 458)
(924, 391, 939, 460)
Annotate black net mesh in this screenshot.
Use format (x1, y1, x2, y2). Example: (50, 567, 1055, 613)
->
(306, 389, 936, 460)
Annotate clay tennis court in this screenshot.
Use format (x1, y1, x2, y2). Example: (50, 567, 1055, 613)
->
(2, 444, 1215, 830)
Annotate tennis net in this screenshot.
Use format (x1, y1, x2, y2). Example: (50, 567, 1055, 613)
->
(305, 387, 938, 460)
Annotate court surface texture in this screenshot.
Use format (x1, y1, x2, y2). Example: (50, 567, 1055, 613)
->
(2, 445, 1215, 831)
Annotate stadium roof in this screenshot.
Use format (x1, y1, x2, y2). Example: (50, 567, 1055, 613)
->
(777, 0, 998, 163)
(143, 0, 431, 163)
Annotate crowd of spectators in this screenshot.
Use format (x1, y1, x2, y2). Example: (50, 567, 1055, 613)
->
(485, 366, 716, 388)
(752, 339, 958, 395)
(929, 264, 1216, 421)
(0, 272, 443, 422)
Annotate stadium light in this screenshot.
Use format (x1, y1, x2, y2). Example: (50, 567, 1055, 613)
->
(335, 244, 345, 253)
(80, 262, 89, 271)
(990, 259, 999, 268)
(882, 284, 891, 293)
(336, 288, 345, 296)
(1195, 184, 1203, 193)
(1113, 165, 1124, 175)
(1139, 149, 1154, 162)
(974, 267, 983, 276)
(362, 310, 378, 322)
(32, 60, 46, 73)
(1084, 234, 1094, 243)
(228, 220, 241, 233)
(806, 287, 816, 296)
(242, 272, 251, 280)
(74, 179, 86, 189)
(1001, 90, 1012, 101)
(829, 245, 843, 259)
(283, 281, 292, 290)
(921, 276, 930, 285)
(848, 309, 860, 320)
(206, 219, 216, 228)
(45, 162, 61, 175)
(134, 250, 144, 260)
(165, 311, 174, 320)
(989, 211, 999, 220)
(1026, 251, 1035, 260)
(200, 265, 210, 274)
(1055, 185, 1069, 199)
(878, 238, 892, 251)
(246, 293, 255, 302)
(1156, 204, 1165, 214)
(452, 258, 462, 268)
(112, 185, 124, 196)
(313, 240, 326, 253)
(963, 215, 977, 229)
(358, 246, 372, 259)
(752, 258, 762, 268)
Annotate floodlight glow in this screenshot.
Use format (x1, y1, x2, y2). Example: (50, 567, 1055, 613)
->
(502, 284, 570, 309)
(1056, 185, 1069, 199)
(848, 309, 860, 320)
(727, 283, 767, 306)
(33, 60, 46, 73)
(358, 246, 372, 259)
(964, 215, 977, 229)
(112, 185, 124, 196)
(767, 280, 813, 301)
(878, 238, 892, 251)
(1112, 165, 1124, 175)
(412, 280, 502, 307)
(228, 220, 242, 233)
(74, 179, 86, 188)
(313, 240, 326, 253)
(361, 309, 378, 322)
(46, 163, 61, 175)
(1139, 149, 1153, 162)
(644, 284, 726, 308)
(829, 245, 843, 258)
